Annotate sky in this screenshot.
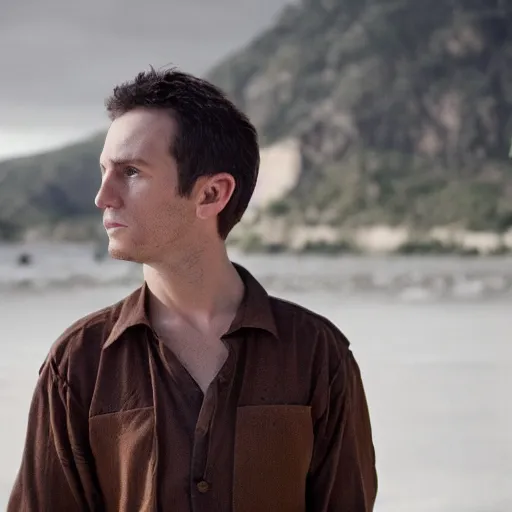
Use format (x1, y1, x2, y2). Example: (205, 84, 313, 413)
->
(0, 0, 290, 159)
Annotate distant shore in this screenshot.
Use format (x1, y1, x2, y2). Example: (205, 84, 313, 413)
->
(228, 222, 512, 256)
(2, 222, 510, 258)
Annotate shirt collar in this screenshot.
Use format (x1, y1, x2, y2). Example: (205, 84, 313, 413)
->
(103, 262, 278, 349)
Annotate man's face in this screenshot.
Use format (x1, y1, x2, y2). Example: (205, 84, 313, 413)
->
(96, 108, 197, 264)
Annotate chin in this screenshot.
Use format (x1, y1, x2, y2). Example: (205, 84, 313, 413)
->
(107, 242, 140, 263)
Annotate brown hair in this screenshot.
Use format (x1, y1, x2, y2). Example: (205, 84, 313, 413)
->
(105, 67, 260, 239)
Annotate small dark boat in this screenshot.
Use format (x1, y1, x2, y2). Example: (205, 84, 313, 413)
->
(17, 252, 32, 266)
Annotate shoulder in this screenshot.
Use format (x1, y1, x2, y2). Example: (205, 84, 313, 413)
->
(48, 306, 114, 363)
(268, 295, 351, 371)
(35, 289, 141, 408)
(269, 295, 349, 345)
(43, 289, 138, 376)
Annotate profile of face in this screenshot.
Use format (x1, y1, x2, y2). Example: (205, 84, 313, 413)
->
(95, 108, 235, 264)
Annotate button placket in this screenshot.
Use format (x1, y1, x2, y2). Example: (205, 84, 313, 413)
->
(191, 340, 237, 510)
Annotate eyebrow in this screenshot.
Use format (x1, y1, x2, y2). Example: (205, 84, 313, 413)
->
(99, 158, 150, 169)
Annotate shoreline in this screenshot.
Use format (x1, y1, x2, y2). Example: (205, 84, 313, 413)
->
(1, 226, 512, 257)
(228, 223, 512, 256)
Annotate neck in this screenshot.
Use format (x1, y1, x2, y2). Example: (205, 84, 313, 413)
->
(143, 239, 244, 334)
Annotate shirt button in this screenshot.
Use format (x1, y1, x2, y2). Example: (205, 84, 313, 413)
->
(197, 480, 210, 493)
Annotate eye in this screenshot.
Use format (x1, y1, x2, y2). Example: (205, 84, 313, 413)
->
(124, 166, 139, 177)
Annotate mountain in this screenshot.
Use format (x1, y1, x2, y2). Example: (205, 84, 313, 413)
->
(206, 0, 512, 234)
(2, 0, 512, 251)
(0, 134, 104, 241)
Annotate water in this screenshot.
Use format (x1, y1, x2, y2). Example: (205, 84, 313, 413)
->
(0, 243, 510, 511)
(1, 242, 512, 301)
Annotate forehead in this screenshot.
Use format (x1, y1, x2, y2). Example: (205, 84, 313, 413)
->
(100, 108, 176, 164)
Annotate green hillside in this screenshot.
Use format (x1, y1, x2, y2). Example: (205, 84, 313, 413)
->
(0, 134, 104, 240)
(206, 0, 512, 232)
(1, 0, 512, 245)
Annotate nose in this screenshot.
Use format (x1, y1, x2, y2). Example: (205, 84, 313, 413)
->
(95, 173, 122, 210)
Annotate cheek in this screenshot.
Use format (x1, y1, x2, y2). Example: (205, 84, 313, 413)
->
(138, 194, 194, 235)
(128, 184, 169, 221)
(128, 181, 195, 231)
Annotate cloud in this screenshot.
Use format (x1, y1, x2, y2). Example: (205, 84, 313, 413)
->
(0, 0, 288, 129)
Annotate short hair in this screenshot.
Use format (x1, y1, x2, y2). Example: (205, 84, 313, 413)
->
(105, 67, 260, 239)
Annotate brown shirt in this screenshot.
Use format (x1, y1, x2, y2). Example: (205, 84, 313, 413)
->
(7, 263, 377, 512)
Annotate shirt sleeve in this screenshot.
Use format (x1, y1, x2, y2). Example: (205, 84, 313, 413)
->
(306, 349, 378, 511)
(7, 357, 103, 512)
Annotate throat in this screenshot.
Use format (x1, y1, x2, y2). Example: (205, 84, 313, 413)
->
(157, 329, 230, 394)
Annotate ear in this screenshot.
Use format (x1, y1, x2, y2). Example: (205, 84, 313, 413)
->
(195, 173, 236, 221)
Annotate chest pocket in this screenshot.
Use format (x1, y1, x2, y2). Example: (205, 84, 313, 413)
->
(233, 405, 313, 512)
(89, 407, 156, 512)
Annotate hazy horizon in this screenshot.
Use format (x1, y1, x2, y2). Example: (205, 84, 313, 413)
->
(0, 0, 290, 159)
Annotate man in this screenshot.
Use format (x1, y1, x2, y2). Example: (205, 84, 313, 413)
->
(8, 68, 377, 511)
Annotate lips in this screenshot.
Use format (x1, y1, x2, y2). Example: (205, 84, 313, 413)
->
(103, 221, 127, 229)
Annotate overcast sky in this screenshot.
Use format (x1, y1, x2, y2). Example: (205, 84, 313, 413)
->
(0, 0, 290, 159)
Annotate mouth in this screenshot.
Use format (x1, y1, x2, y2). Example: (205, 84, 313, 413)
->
(103, 221, 127, 229)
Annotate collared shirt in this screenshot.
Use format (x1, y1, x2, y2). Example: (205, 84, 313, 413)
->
(8, 263, 377, 512)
